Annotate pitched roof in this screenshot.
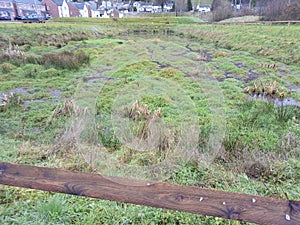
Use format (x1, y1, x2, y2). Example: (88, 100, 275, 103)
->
(51, 0, 64, 6)
(14, 0, 39, 4)
(0, 7, 14, 11)
(21, 9, 36, 13)
(72, 2, 84, 10)
(1, 0, 13, 3)
(85, 2, 97, 10)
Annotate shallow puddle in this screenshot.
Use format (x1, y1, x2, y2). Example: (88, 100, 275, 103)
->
(0, 87, 31, 105)
(249, 93, 300, 108)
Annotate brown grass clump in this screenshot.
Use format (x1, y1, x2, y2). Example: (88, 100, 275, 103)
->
(0, 42, 25, 64)
(48, 99, 87, 123)
(244, 80, 286, 98)
(46, 99, 90, 155)
(197, 53, 209, 62)
(42, 51, 90, 70)
(213, 51, 226, 58)
(129, 100, 161, 122)
(260, 63, 278, 71)
(127, 100, 161, 141)
(244, 162, 270, 179)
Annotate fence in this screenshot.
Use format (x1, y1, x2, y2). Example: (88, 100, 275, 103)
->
(0, 162, 299, 225)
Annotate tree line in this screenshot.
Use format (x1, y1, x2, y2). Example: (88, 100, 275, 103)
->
(212, 0, 300, 21)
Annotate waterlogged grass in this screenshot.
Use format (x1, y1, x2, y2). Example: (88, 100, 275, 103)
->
(0, 19, 299, 224)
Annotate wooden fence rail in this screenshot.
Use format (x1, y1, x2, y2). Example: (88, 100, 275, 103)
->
(0, 162, 299, 225)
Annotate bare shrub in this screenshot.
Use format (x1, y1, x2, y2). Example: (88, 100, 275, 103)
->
(245, 161, 270, 179)
(0, 42, 25, 64)
(42, 51, 90, 70)
(284, 1, 300, 20)
(261, 0, 300, 21)
(212, 0, 233, 22)
(46, 99, 89, 154)
(25, 54, 43, 65)
(11, 36, 31, 46)
(126, 100, 163, 150)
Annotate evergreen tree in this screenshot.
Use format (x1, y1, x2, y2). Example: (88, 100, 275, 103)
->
(187, 0, 193, 11)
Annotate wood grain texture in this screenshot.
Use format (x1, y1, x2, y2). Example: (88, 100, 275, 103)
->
(0, 162, 299, 225)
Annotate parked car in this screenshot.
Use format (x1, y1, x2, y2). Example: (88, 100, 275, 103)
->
(0, 15, 11, 20)
(15, 15, 26, 20)
(22, 14, 45, 23)
(44, 15, 52, 20)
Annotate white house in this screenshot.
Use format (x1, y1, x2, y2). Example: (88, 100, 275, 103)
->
(164, 3, 173, 12)
(197, 5, 211, 13)
(73, 2, 89, 17)
(57, 0, 69, 17)
(153, 5, 162, 13)
(101, 0, 112, 10)
(86, 2, 100, 18)
(43, 0, 70, 18)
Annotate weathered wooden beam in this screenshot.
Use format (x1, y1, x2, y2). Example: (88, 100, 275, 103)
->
(0, 162, 299, 225)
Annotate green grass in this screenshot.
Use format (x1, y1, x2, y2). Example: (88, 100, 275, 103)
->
(0, 18, 299, 225)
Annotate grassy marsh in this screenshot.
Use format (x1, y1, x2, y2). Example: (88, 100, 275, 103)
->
(0, 18, 299, 224)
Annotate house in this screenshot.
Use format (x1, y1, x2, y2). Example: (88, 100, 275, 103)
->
(197, 5, 211, 13)
(85, 2, 100, 18)
(68, 1, 80, 17)
(107, 8, 122, 18)
(132, 1, 140, 9)
(153, 5, 162, 13)
(101, 0, 112, 10)
(138, 3, 153, 13)
(42, 0, 69, 18)
(98, 8, 105, 17)
(164, 3, 173, 12)
(0, 0, 16, 19)
(115, 2, 129, 12)
(71, 2, 89, 17)
(13, 0, 45, 17)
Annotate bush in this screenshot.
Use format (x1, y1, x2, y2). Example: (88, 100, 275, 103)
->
(212, 0, 233, 22)
(0, 63, 17, 73)
(284, 1, 300, 20)
(25, 54, 43, 65)
(42, 51, 90, 71)
(22, 64, 44, 78)
(38, 68, 61, 78)
(261, 0, 300, 21)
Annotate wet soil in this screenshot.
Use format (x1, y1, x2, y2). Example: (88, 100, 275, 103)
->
(249, 93, 300, 108)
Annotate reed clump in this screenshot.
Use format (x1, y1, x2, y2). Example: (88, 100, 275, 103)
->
(244, 80, 286, 98)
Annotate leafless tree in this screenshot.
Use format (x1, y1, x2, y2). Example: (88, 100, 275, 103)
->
(261, 0, 298, 21)
(175, 0, 186, 16)
(212, 0, 233, 21)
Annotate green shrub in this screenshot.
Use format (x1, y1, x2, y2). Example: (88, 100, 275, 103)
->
(22, 64, 44, 78)
(38, 68, 61, 78)
(0, 62, 17, 73)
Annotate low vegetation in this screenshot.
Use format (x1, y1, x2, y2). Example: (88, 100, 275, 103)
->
(0, 18, 299, 224)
